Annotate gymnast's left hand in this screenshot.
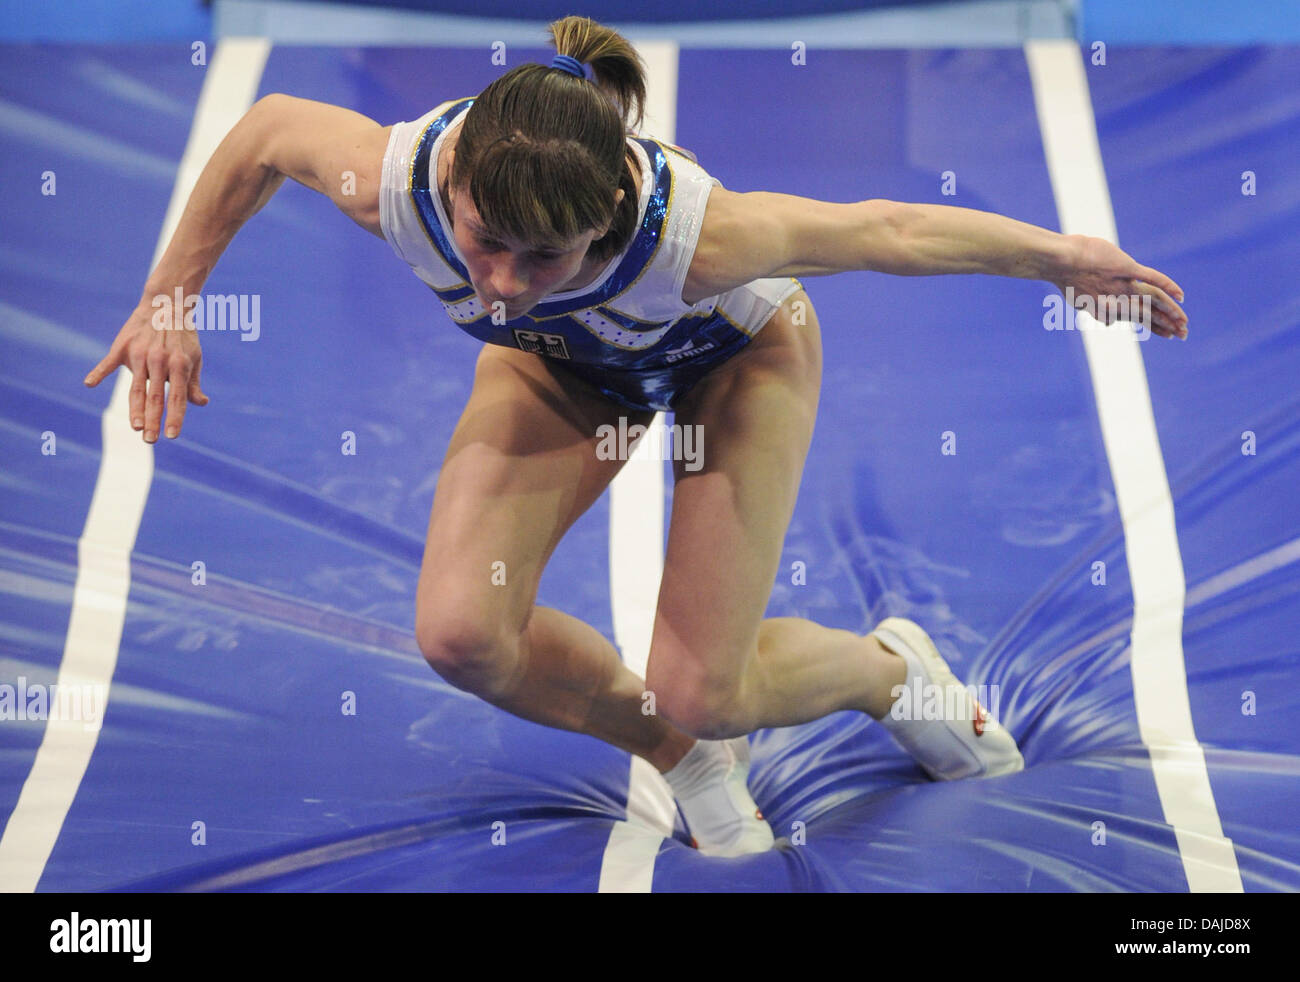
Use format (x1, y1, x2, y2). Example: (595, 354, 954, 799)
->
(1054, 234, 1188, 339)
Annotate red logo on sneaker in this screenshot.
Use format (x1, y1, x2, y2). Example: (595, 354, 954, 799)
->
(973, 703, 987, 737)
(755, 810, 764, 821)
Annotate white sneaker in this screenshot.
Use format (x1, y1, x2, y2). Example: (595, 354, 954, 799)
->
(663, 737, 775, 857)
(872, 617, 1024, 780)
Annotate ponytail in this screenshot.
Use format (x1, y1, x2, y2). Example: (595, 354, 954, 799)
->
(549, 15, 646, 132)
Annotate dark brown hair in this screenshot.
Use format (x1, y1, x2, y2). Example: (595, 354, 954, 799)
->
(450, 16, 647, 264)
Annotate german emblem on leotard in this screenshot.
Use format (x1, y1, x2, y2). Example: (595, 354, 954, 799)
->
(513, 329, 571, 359)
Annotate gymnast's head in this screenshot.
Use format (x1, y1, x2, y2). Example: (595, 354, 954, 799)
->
(446, 16, 646, 318)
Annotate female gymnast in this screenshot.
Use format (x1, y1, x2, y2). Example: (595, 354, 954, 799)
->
(84, 16, 1189, 857)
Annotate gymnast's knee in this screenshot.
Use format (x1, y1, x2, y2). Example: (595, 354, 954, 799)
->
(415, 608, 518, 697)
(646, 668, 752, 741)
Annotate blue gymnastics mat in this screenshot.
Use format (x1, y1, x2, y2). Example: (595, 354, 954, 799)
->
(1, 42, 1297, 891)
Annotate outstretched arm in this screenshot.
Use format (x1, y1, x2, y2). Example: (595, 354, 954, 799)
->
(84, 94, 392, 442)
(684, 189, 1189, 339)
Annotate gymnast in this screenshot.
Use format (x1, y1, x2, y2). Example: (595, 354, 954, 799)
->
(85, 15, 1189, 856)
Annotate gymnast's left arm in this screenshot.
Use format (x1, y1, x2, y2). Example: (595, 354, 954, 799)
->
(686, 189, 1189, 339)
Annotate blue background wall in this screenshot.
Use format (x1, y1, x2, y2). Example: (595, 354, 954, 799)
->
(2, 1, 1298, 43)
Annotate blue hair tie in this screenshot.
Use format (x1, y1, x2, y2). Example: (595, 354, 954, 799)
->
(550, 54, 586, 79)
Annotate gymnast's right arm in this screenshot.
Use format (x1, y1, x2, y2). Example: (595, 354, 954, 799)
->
(85, 93, 391, 443)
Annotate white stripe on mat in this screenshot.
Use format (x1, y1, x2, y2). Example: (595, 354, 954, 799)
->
(1024, 39, 1242, 893)
(0, 38, 272, 893)
(598, 39, 681, 895)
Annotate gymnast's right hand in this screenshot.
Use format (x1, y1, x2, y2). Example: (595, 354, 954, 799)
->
(84, 294, 209, 443)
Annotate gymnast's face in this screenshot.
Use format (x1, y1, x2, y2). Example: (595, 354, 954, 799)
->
(449, 186, 609, 321)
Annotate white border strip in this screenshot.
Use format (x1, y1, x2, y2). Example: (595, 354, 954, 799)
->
(1025, 39, 1242, 893)
(597, 39, 680, 895)
(0, 38, 272, 893)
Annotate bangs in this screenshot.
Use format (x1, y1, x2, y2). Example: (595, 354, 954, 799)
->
(469, 134, 617, 250)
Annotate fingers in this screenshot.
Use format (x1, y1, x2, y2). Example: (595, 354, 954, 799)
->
(142, 348, 198, 441)
(164, 357, 193, 439)
(1138, 264, 1185, 303)
(188, 361, 209, 406)
(1131, 265, 1188, 340)
(1132, 279, 1189, 340)
(84, 341, 124, 388)
(127, 348, 148, 432)
(144, 347, 169, 442)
